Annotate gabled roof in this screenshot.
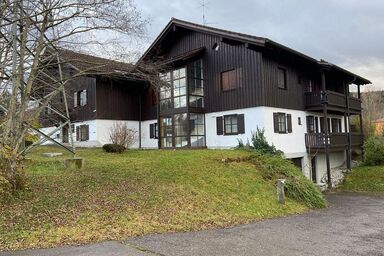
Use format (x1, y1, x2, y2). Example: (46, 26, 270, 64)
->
(141, 18, 371, 85)
(58, 49, 134, 75)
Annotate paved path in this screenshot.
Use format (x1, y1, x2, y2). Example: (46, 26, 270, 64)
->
(2, 193, 384, 256)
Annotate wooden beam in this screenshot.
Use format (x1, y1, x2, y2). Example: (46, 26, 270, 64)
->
(321, 70, 332, 189)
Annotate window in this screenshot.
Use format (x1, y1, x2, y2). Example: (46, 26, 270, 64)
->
(173, 68, 187, 108)
(160, 117, 173, 148)
(306, 116, 318, 133)
(221, 69, 237, 91)
(149, 123, 158, 139)
(331, 118, 342, 133)
(71, 124, 75, 133)
(277, 67, 287, 89)
(74, 90, 87, 107)
(298, 117, 302, 125)
(76, 125, 89, 141)
(319, 117, 331, 133)
(188, 59, 204, 108)
(224, 115, 238, 135)
(190, 113, 205, 147)
(174, 113, 188, 147)
(274, 113, 292, 134)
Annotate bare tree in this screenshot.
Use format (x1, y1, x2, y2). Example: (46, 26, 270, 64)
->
(0, 0, 164, 192)
(360, 87, 384, 138)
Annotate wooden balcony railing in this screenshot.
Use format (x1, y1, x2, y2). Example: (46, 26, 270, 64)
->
(304, 90, 362, 113)
(305, 133, 364, 150)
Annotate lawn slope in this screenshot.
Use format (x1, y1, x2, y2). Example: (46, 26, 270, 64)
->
(341, 165, 384, 192)
(1, 147, 321, 250)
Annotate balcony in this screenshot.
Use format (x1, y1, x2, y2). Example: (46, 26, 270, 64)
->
(304, 90, 361, 114)
(305, 133, 364, 152)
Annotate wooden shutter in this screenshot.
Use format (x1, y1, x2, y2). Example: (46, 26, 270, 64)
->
(237, 114, 245, 134)
(85, 125, 89, 141)
(74, 92, 78, 107)
(216, 116, 223, 135)
(273, 113, 279, 133)
(287, 114, 292, 133)
(150, 123, 154, 139)
(76, 126, 79, 141)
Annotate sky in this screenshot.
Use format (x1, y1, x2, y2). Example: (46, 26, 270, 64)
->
(136, 0, 384, 91)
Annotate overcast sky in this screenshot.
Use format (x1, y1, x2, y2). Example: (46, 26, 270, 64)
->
(137, 0, 384, 90)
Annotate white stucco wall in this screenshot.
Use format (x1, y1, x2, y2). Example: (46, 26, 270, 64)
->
(95, 119, 140, 148)
(205, 107, 265, 149)
(141, 119, 159, 149)
(315, 151, 346, 183)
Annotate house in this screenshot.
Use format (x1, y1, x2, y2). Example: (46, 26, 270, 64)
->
(374, 118, 384, 136)
(41, 18, 371, 185)
(40, 49, 157, 148)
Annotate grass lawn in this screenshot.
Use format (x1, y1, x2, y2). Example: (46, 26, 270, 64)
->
(1, 147, 313, 251)
(341, 165, 384, 192)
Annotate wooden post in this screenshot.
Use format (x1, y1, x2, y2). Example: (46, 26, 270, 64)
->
(321, 70, 332, 189)
(344, 82, 352, 170)
(277, 179, 286, 204)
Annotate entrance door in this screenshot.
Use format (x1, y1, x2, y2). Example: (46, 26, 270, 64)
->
(311, 157, 317, 183)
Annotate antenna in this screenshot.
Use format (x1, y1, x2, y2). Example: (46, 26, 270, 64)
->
(198, 0, 208, 26)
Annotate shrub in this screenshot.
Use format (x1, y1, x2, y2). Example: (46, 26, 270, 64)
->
(237, 128, 283, 155)
(0, 145, 26, 197)
(247, 153, 326, 208)
(24, 133, 39, 147)
(102, 144, 126, 153)
(363, 136, 384, 166)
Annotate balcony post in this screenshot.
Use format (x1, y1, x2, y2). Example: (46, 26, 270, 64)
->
(344, 82, 352, 170)
(321, 70, 332, 188)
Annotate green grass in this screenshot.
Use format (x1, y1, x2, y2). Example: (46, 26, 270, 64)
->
(341, 165, 384, 192)
(1, 147, 320, 251)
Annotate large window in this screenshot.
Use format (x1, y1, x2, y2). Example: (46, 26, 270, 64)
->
(174, 113, 188, 147)
(190, 113, 205, 147)
(306, 116, 318, 133)
(173, 68, 187, 108)
(188, 60, 204, 108)
(160, 117, 173, 148)
(159, 73, 172, 111)
(159, 113, 206, 148)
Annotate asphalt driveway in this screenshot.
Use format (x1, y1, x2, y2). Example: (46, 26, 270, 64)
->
(2, 193, 384, 256)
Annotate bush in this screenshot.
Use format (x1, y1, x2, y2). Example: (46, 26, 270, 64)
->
(237, 128, 283, 155)
(247, 153, 326, 208)
(363, 136, 384, 166)
(24, 133, 39, 147)
(0, 145, 26, 197)
(102, 144, 126, 153)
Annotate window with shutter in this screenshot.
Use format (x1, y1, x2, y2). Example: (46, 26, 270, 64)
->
(224, 115, 239, 135)
(274, 113, 288, 133)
